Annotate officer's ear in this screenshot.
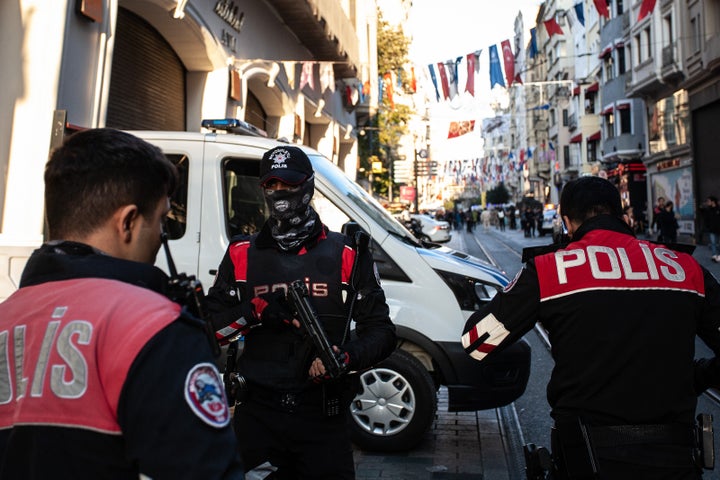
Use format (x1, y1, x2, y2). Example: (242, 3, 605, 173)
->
(563, 215, 577, 239)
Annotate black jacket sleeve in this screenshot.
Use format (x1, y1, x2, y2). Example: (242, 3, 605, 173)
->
(340, 247, 396, 371)
(118, 316, 245, 479)
(693, 267, 720, 393)
(204, 246, 255, 344)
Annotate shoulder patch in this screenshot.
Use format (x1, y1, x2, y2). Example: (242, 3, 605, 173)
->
(184, 362, 231, 428)
(503, 267, 523, 292)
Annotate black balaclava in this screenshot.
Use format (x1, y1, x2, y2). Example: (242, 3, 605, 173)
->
(264, 175, 319, 251)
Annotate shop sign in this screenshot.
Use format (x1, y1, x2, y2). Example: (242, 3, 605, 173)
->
(656, 158, 680, 171)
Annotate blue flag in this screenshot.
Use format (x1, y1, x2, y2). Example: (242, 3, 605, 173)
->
(574, 2, 585, 26)
(489, 45, 506, 89)
(427, 64, 440, 101)
(528, 28, 538, 59)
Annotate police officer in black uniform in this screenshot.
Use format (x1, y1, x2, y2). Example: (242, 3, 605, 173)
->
(462, 176, 720, 479)
(206, 145, 396, 479)
(0, 129, 244, 479)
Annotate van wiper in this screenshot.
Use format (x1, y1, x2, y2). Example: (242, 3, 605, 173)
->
(386, 229, 423, 247)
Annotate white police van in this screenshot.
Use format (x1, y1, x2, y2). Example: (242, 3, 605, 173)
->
(142, 119, 530, 451)
(1, 120, 530, 452)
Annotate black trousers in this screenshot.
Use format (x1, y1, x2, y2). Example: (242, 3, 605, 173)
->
(234, 400, 355, 480)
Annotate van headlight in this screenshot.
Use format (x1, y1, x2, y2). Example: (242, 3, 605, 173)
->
(435, 269, 501, 311)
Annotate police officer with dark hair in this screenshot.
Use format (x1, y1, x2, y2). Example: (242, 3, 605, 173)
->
(0, 128, 244, 479)
(462, 176, 720, 479)
(205, 145, 396, 479)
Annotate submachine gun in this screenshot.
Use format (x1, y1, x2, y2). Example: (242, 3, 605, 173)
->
(287, 279, 347, 379)
(160, 231, 219, 357)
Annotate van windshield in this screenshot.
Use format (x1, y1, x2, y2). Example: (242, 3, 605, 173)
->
(308, 154, 418, 243)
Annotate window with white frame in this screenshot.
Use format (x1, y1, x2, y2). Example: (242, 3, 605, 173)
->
(690, 15, 701, 53)
(617, 103, 632, 134)
(604, 54, 614, 81)
(605, 112, 615, 139)
(618, 47, 626, 74)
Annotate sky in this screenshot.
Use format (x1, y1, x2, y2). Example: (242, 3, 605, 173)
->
(391, 0, 545, 160)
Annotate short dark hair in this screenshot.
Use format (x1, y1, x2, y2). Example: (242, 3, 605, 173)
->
(559, 176, 623, 224)
(45, 128, 177, 239)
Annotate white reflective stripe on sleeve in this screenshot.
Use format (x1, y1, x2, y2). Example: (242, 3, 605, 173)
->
(461, 313, 510, 362)
(215, 317, 248, 339)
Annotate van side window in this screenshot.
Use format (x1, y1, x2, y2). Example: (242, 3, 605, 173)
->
(311, 190, 350, 232)
(223, 158, 267, 238)
(166, 154, 188, 240)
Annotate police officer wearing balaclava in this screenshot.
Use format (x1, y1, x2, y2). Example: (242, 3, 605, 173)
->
(205, 145, 396, 479)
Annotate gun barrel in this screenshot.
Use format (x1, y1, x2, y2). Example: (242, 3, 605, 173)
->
(288, 279, 344, 378)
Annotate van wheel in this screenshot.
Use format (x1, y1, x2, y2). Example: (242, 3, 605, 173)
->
(349, 349, 437, 452)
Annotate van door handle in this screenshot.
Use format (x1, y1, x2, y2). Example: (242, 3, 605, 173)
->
(209, 269, 217, 275)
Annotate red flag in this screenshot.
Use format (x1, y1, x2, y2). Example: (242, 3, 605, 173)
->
(592, 0, 609, 18)
(410, 66, 417, 92)
(637, 0, 656, 21)
(501, 40, 515, 87)
(543, 18, 564, 37)
(465, 53, 476, 96)
(436, 62, 450, 100)
(383, 73, 394, 108)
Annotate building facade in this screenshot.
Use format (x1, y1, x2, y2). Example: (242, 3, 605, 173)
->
(0, 0, 374, 249)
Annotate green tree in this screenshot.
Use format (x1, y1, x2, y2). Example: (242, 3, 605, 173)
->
(486, 182, 510, 205)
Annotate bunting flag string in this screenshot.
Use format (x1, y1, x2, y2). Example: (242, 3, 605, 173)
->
(543, 17, 564, 37)
(592, 0, 609, 19)
(637, 0, 657, 21)
(437, 62, 451, 99)
(574, 2, 585, 26)
(489, 45, 506, 89)
(501, 39, 516, 87)
(428, 64, 440, 101)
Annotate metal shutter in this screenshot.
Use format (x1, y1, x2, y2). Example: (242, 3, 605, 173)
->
(106, 8, 185, 131)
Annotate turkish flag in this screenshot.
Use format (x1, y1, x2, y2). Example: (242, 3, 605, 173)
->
(543, 18, 564, 37)
(436, 62, 450, 100)
(637, 0, 656, 21)
(465, 53, 476, 96)
(501, 40, 515, 87)
(592, 0, 609, 19)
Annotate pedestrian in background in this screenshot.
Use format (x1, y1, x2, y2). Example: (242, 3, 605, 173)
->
(0, 129, 244, 479)
(701, 195, 720, 262)
(657, 200, 679, 244)
(651, 196, 665, 236)
(205, 146, 396, 479)
(497, 208, 506, 231)
(462, 176, 720, 479)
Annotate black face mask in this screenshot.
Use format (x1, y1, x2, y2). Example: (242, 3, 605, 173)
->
(263, 175, 319, 251)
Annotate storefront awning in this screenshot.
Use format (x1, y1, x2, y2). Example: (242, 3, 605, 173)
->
(573, 86, 580, 95)
(586, 82, 599, 93)
(616, 102, 631, 110)
(570, 133, 583, 143)
(588, 131, 601, 141)
(598, 45, 612, 58)
(601, 105, 614, 115)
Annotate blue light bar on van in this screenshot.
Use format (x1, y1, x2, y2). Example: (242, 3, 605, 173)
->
(201, 118, 268, 138)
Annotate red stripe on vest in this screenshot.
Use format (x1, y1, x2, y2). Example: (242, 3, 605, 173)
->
(341, 246, 356, 285)
(229, 241, 251, 282)
(535, 230, 705, 301)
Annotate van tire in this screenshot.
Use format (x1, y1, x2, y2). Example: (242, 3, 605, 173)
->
(349, 348, 437, 452)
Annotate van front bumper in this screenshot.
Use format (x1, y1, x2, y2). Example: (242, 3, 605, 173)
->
(438, 339, 531, 412)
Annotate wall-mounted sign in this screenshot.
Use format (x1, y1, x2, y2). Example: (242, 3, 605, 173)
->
(214, 0, 245, 32)
(656, 158, 680, 171)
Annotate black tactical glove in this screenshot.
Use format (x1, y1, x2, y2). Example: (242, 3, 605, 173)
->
(251, 290, 294, 330)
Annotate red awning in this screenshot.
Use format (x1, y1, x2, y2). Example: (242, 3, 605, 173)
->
(598, 45, 612, 58)
(601, 105, 614, 115)
(588, 131, 601, 141)
(586, 82, 599, 93)
(616, 102, 630, 110)
(573, 86, 580, 95)
(570, 133, 583, 143)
